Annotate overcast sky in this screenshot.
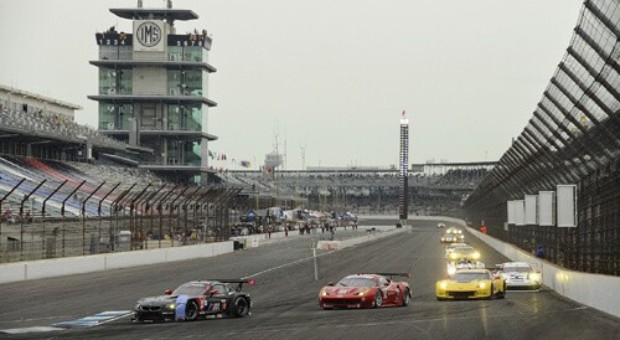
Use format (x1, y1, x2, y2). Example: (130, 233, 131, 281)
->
(0, 0, 584, 170)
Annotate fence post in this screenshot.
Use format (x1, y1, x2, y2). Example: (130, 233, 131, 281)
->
(129, 184, 151, 250)
(193, 187, 213, 243)
(109, 183, 136, 252)
(60, 180, 86, 257)
(40, 180, 68, 259)
(156, 185, 178, 248)
(168, 187, 190, 247)
(19, 179, 47, 261)
(97, 182, 121, 253)
(81, 181, 105, 255)
(142, 184, 166, 249)
(181, 186, 202, 245)
(0, 178, 26, 261)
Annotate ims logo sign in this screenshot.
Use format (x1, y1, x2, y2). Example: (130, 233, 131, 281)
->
(135, 21, 162, 47)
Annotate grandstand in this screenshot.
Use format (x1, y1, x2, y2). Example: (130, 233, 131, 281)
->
(0, 86, 243, 263)
(224, 162, 493, 217)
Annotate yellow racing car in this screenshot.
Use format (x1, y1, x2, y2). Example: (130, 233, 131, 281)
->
(436, 269, 506, 300)
(446, 245, 480, 261)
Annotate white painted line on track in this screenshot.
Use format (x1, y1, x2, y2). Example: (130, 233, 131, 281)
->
(52, 310, 133, 328)
(244, 228, 406, 279)
(244, 252, 333, 279)
(0, 310, 134, 334)
(0, 326, 64, 334)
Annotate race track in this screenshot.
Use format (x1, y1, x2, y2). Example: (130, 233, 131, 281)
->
(1, 218, 618, 339)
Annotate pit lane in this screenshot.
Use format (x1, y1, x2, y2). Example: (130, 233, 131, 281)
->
(0, 218, 618, 339)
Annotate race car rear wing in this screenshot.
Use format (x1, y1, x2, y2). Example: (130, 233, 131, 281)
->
(373, 272, 411, 279)
(210, 278, 256, 292)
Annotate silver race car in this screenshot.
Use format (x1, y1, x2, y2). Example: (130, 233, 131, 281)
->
(495, 262, 542, 290)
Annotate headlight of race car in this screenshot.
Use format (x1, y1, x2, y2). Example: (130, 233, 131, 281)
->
(472, 252, 481, 260)
(528, 273, 541, 282)
(478, 282, 487, 289)
(321, 289, 329, 296)
(440, 281, 448, 290)
(135, 303, 141, 310)
(447, 267, 456, 275)
(165, 303, 176, 310)
(357, 289, 371, 296)
(450, 253, 458, 260)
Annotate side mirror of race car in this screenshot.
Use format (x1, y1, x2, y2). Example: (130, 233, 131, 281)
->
(210, 290, 219, 295)
(327, 281, 334, 286)
(164, 289, 173, 295)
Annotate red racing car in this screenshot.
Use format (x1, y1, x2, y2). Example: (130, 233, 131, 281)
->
(319, 273, 411, 309)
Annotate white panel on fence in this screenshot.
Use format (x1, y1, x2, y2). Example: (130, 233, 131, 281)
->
(515, 200, 525, 226)
(557, 185, 577, 228)
(507, 201, 516, 225)
(538, 191, 554, 226)
(524, 195, 537, 225)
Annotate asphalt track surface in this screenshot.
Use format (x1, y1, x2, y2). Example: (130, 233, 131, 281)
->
(0, 218, 619, 340)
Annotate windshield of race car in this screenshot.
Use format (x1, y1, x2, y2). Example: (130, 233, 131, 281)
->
(452, 272, 491, 282)
(337, 277, 377, 287)
(172, 283, 210, 296)
(452, 247, 475, 254)
(502, 266, 532, 273)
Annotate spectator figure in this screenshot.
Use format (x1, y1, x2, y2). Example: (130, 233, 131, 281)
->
(267, 225, 273, 239)
(535, 245, 544, 259)
(24, 211, 33, 223)
(480, 224, 487, 234)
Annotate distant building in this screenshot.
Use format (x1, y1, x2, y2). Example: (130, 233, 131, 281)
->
(0, 84, 82, 121)
(88, 1, 217, 184)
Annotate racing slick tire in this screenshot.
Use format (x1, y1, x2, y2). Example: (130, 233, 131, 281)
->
(488, 286, 495, 300)
(402, 288, 411, 306)
(373, 292, 383, 308)
(230, 296, 250, 317)
(185, 300, 199, 321)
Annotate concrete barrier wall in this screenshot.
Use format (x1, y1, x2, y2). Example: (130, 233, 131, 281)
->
(316, 227, 406, 251)
(26, 256, 106, 281)
(0, 241, 234, 285)
(230, 231, 290, 248)
(2, 262, 27, 282)
(466, 225, 620, 318)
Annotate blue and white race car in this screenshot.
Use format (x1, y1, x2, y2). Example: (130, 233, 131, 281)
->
(133, 279, 254, 322)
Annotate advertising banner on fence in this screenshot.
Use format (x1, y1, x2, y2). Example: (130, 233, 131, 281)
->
(557, 185, 577, 228)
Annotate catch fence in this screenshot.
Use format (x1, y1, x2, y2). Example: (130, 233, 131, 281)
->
(0, 179, 245, 263)
(465, 0, 620, 276)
